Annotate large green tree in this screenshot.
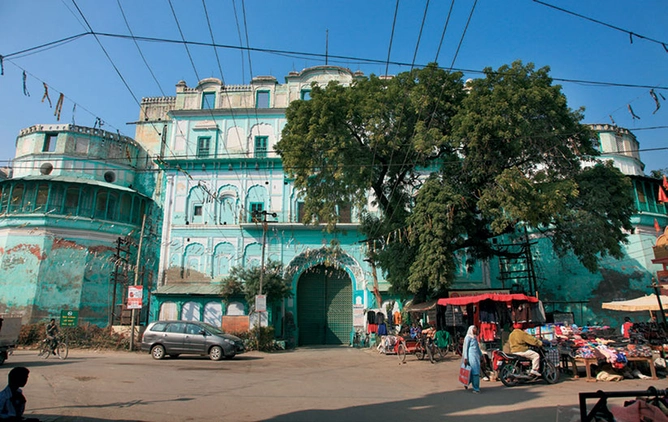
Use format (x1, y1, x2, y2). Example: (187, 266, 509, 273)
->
(277, 61, 635, 299)
(220, 260, 292, 308)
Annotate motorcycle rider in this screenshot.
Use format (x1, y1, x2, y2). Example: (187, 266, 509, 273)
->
(508, 322, 543, 377)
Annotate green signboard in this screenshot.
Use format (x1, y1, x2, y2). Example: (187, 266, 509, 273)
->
(60, 310, 79, 327)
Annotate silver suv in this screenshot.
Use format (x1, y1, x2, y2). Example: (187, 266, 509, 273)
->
(140, 321, 245, 361)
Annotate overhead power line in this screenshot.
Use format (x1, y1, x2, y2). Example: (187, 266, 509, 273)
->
(3, 31, 668, 91)
(533, 0, 668, 52)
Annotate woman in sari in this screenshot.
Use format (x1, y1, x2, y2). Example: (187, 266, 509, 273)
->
(462, 325, 482, 393)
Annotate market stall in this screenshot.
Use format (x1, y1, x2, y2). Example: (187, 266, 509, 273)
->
(437, 293, 546, 350)
(527, 323, 659, 381)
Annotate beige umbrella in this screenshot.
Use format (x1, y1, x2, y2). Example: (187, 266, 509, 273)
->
(602, 294, 668, 312)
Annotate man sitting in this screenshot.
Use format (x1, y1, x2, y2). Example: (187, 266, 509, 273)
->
(508, 323, 544, 377)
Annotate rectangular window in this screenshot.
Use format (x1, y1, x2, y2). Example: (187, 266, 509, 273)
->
(194, 205, 203, 216)
(250, 202, 264, 222)
(297, 202, 305, 223)
(256, 91, 270, 108)
(254, 136, 268, 158)
(338, 204, 352, 223)
(301, 89, 311, 100)
(638, 185, 646, 203)
(197, 137, 211, 158)
(202, 92, 216, 109)
(43, 133, 57, 152)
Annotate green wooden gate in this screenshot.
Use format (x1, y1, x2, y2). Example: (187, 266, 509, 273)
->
(297, 265, 352, 345)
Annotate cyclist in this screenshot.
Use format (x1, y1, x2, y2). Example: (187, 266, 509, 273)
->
(46, 318, 60, 355)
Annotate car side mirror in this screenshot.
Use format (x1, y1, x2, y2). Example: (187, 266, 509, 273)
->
(199, 330, 207, 336)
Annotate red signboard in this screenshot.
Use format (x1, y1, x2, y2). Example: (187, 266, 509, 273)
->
(127, 286, 143, 309)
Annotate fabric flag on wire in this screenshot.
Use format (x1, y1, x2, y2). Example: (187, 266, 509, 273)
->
(663, 175, 668, 191)
(659, 186, 668, 203)
(655, 218, 661, 234)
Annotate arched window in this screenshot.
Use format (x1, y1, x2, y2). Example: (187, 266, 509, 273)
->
(106, 192, 118, 220)
(181, 302, 201, 321)
(22, 184, 36, 212)
(79, 186, 94, 218)
(119, 194, 132, 222)
(95, 191, 108, 219)
(159, 302, 178, 320)
(47, 184, 64, 215)
(187, 186, 207, 224)
(35, 184, 49, 212)
(184, 243, 205, 278)
(213, 242, 235, 278)
(226, 302, 245, 316)
(204, 302, 223, 326)
(9, 184, 24, 213)
(246, 185, 267, 223)
(218, 196, 236, 225)
(64, 186, 80, 215)
(0, 185, 9, 213)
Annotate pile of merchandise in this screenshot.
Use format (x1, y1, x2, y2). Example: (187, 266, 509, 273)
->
(528, 323, 654, 371)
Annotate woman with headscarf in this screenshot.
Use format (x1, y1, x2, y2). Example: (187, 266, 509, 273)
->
(462, 325, 482, 393)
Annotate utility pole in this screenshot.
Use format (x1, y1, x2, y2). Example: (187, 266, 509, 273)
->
(130, 214, 147, 352)
(111, 237, 130, 327)
(253, 210, 277, 297)
(252, 209, 276, 346)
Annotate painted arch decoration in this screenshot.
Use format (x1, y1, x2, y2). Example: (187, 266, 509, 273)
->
(286, 247, 365, 290)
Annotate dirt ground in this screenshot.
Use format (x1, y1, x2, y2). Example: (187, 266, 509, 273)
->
(0, 346, 664, 421)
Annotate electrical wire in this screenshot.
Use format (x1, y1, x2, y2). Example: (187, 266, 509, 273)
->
(4, 31, 667, 91)
(410, 0, 430, 71)
(385, 0, 400, 77)
(532, 0, 668, 52)
(116, 0, 165, 97)
(434, 0, 456, 63)
(447, 0, 477, 71)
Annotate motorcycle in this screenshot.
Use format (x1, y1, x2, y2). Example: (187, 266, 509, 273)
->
(496, 345, 559, 386)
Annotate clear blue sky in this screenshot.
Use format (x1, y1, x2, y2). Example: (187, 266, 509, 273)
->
(1, 1, 666, 172)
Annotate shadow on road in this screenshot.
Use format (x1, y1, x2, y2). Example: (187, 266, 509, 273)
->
(264, 384, 560, 422)
(31, 397, 197, 421)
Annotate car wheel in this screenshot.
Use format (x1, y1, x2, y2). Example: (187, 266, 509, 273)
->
(209, 346, 223, 361)
(151, 345, 166, 360)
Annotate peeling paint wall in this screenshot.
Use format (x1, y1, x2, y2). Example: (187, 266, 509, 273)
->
(0, 229, 120, 325)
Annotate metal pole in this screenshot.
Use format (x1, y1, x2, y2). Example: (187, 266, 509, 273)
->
(130, 214, 147, 352)
(259, 216, 267, 296)
(110, 237, 122, 327)
(651, 278, 667, 325)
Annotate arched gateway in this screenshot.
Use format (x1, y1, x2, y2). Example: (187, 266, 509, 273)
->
(297, 265, 352, 345)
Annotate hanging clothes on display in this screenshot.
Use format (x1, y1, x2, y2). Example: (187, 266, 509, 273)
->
(366, 310, 377, 334)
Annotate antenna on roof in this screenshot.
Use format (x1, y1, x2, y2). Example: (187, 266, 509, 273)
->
(325, 30, 329, 65)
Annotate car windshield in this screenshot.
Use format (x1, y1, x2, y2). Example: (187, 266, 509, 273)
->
(200, 323, 225, 335)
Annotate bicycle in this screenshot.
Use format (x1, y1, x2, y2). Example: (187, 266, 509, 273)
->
(396, 332, 434, 363)
(352, 329, 370, 348)
(38, 336, 68, 360)
(430, 329, 463, 359)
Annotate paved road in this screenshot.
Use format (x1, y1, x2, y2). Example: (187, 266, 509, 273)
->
(0, 347, 665, 421)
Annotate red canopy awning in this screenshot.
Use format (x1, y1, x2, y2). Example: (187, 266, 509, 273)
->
(437, 293, 539, 307)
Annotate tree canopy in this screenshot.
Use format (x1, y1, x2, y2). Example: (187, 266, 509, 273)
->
(276, 61, 635, 300)
(220, 260, 292, 307)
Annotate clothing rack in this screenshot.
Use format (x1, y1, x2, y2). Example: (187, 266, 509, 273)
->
(579, 386, 668, 421)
